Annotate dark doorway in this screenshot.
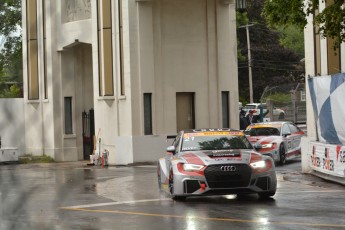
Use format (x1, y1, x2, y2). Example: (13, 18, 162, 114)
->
(82, 109, 95, 160)
(176, 92, 195, 132)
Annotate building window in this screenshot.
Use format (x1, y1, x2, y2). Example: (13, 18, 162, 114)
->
(64, 97, 73, 134)
(300, 90, 306, 102)
(118, 0, 125, 95)
(221, 91, 229, 128)
(97, 0, 114, 96)
(144, 93, 152, 135)
(27, 0, 39, 100)
(42, 0, 48, 99)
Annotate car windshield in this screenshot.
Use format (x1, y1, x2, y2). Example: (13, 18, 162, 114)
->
(181, 134, 253, 151)
(244, 105, 256, 109)
(244, 104, 266, 110)
(244, 127, 281, 136)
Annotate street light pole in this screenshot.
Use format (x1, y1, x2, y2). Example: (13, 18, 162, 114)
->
(246, 25, 253, 103)
(240, 24, 254, 103)
(239, 24, 254, 103)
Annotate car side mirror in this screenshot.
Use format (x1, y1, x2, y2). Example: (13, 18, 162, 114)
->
(253, 143, 262, 151)
(282, 132, 291, 137)
(166, 146, 176, 154)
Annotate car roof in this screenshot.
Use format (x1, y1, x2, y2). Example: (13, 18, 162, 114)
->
(182, 128, 242, 134)
(249, 121, 290, 127)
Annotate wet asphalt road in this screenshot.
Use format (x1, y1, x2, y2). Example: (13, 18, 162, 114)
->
(0, 160, 345, 230)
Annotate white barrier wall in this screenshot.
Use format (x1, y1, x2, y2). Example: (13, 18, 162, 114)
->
(0, 98, 25, 156)
(307, 141, 345, 178)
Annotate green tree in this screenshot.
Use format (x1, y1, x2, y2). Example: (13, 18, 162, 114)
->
(263, 0, 345, 48)
(0, 0, 22, 98)
(275, 25, 305, 57)
(237, 0, 304, 102)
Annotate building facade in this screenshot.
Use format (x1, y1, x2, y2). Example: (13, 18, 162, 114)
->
(22, 0, 239, 164)
(303, 0, 345, 183)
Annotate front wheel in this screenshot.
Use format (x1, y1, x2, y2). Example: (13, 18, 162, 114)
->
(172, 196, 186, 201)
(168, 168, 174, 195)
(157, 164, 162, 190)
(279, 144, 286, 165)
(258, 191, 276, 199)
(169, 169, 186, 201)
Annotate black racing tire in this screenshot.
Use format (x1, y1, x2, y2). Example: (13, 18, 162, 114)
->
(236, 193, 250, 200)
(172, 196, 187, 201)
(279, 144, 287, 165)
(168, 168, 186, 201)
(168, 168, 174, 195)
(258, 191, 276, 199)
(157, 164, 162, 190)
(278, 112, 285, 120)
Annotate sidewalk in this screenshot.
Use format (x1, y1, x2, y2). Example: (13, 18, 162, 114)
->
(281, 169, 345, 187)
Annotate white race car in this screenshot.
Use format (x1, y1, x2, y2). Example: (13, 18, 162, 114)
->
(244, 122, 305, 165)
(157, 129, 277, 200)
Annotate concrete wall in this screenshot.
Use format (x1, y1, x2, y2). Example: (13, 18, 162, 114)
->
(0, 99, 25, 155)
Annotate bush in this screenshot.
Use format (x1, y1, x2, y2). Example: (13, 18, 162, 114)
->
(264, 92, 290, 103)
(19, 154, 55, 164)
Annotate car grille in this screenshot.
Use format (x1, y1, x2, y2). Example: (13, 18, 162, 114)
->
(255, 176, 271, 190)
(183, 180, 201, 194)
(204, 164, 252, 188)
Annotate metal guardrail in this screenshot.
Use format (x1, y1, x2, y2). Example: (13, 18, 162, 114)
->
(266, 100, 306, 124)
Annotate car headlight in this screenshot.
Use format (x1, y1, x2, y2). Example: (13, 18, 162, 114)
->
(261, 143, 277, 149)
(262, 143, 273, 148)
(183, 163, 204, 171)
(250, 160, 266, 169)
(250, 159, 273, 173)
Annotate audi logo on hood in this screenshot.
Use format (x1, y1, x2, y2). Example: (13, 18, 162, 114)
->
(220, 166, 237, 172)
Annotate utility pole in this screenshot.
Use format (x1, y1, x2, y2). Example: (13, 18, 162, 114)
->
(240, 24, 254, 103)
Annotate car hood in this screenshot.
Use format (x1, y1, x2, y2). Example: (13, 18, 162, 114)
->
(179, 149, 262, 165)
(247, 135, 279, 144)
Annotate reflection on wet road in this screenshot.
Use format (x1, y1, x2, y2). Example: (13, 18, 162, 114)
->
(0, 161, 345, 229)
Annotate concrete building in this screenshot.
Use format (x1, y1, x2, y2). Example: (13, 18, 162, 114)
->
(22, 0, 239, 164)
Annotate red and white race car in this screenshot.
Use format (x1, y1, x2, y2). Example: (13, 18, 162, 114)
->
(157, 128, 277, 200)
(244, 122, 305, 165)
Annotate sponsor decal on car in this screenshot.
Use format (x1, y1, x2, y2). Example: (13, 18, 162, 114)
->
(250, 124, 281, 129)
(184, 131, 243, 138)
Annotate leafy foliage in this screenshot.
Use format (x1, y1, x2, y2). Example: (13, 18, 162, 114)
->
(0, 84, 22, 98)
(237, 0, 304, 102)
(262, 0, 307, 30)
(275, 25, 305, 56)
(263, 0, 345, 48)
(19, 154, 55, 164)
(0, 0, 22, 98)
(264, 92, 291, 104)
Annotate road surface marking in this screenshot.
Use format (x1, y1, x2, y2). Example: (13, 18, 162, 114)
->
(61, 198, 170, 209)
(60, 206, 345, 228)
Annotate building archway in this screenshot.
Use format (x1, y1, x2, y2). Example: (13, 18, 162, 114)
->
(61, 43, 94, 160)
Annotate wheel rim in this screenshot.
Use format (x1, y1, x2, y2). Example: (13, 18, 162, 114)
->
(280, 145, 286, 164)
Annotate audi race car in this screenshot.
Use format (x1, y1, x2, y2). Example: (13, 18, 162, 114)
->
(157, 129, 277, 200)
(244, 122, 305, 165)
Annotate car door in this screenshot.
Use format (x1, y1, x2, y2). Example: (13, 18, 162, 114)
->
(288, 123, 304, 152)
(281, 124, 294, 154)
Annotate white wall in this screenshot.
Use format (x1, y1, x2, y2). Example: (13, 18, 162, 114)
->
(0, 99, 25, 155)
(22, 0, 239, 165)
